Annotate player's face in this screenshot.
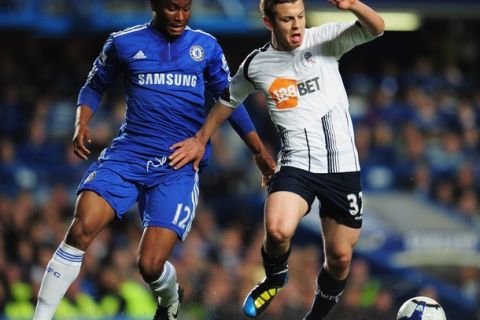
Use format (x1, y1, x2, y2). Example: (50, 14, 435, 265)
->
(151, 0, 192, 38)
(265, 0, 305, 51)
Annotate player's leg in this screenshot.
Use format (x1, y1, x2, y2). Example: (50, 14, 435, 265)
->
(34, 162, 139, 320)
(304, 172, 363, 319)
(138, 227, 182, 320)
(138, 172, 199, 320)
(33, 191, 116, 320)
(264, 191, 308, 256)
(243, 191, 308, 318)
(243, 167, 313, 318)
(304, 218, 361, 319)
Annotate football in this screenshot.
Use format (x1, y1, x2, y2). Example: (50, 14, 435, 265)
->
(396, 296, 446, 320)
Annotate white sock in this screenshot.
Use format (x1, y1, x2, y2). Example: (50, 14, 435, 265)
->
(148, 261, 178, 307)
(33, 242, 84, 320)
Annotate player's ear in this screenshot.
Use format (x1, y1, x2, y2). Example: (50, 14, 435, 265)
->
(263, 16, 274, 31)
(150, 0, 159, 11)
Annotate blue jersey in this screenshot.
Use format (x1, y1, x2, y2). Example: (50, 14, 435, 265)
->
(78, 23, 255, 168)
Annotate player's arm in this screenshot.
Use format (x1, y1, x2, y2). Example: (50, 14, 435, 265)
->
(202, 43, 276, 178)
(170, 100, 275, 182)
(170, 101, 275, 180)
(227, 106, 276, 181)
(329, 0, 385, 36)
(242, 131, 276, 186)
(73, 34, 120, 160)
(204, 47, 259, 144)
(169, 101, 234, 170)
(72, 105, 94, 160)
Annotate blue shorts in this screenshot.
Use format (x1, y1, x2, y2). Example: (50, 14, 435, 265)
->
(77, 159, 199, 241)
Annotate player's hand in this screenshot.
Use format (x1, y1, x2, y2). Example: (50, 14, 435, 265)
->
(72, 124, 92, 160)
(169, 137, 206, 171)
(254, 149, 276, 187)
(328, 0, 357, 10)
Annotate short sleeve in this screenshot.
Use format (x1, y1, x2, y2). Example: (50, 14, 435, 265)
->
(219, 59, 257, 109)
(310, 21, 379, 59)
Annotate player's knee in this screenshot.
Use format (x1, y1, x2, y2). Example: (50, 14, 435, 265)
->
(266, 226, 293, 245)
(325, 247, 352, 273)
(65, 220, 95, 251)
(137, 255, 166, 282)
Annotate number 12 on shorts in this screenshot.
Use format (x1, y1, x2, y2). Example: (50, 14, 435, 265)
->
(173, 203, 192, 229)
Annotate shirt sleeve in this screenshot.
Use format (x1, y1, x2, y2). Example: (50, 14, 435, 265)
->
(77, 34, 120, 112)
(205, 41, 231, 99)
(205, 41, 256, 137)
(311, 21, 380, 59)
(219, 59, 257, 109)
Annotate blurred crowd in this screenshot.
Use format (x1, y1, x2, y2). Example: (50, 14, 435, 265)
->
(1, 19, 480, 319)
(348, 58, 480, 222)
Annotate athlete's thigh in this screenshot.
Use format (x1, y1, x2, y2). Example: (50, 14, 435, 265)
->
(139, 172, 199, 241)
(266, 166, 315, 234)
(321, 216, 361, 255)
(77, 161, 141, 219)
(265, 191, 309, 236)
(69, 163, 140, 247)
(73, 191, 116, 233)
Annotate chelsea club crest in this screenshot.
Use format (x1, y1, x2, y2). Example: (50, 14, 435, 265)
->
(190, 45, 204, 62)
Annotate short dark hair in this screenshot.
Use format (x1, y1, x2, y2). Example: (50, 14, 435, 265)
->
(260, 0, 303, 21)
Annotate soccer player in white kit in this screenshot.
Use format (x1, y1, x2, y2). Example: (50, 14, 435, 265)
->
(169, 0, 384, 318)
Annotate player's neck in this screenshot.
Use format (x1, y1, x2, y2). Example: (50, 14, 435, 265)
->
(151, 19, 182, 41)
(271, 37, 284, 51)
(271, 37, 294, 52)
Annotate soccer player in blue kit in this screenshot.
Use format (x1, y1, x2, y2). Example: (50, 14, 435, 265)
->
(32, 1, 275, 319)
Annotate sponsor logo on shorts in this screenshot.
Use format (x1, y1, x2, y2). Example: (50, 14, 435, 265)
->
(146, 156, 168, 172)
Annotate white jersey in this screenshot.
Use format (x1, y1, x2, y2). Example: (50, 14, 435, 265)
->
(220, 21, 379, 173)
